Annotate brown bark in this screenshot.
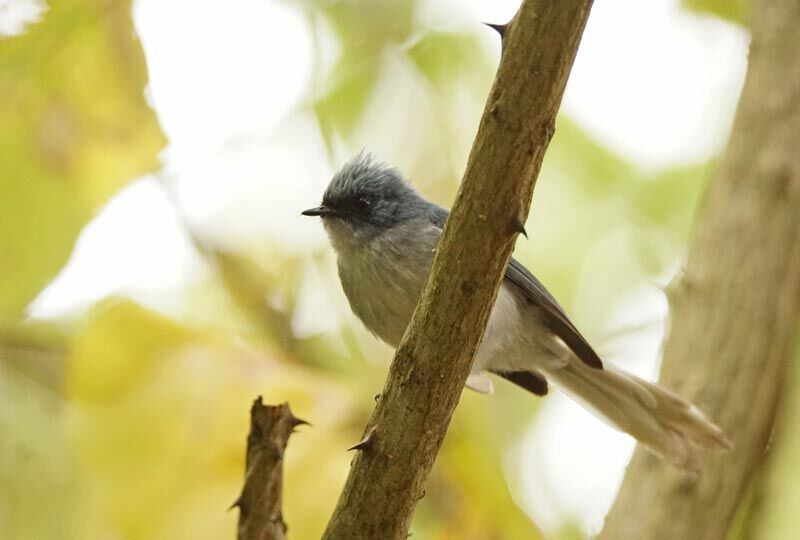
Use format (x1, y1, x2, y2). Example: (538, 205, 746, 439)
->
(234, 398, 307, 540)
(598, 1, 800, 538)
(321, 1, 593, 539)
(746, 340, 800, 540)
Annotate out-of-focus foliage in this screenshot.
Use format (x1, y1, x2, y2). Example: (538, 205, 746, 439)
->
(312, 0, 416, 140)
(64, 300, 355, 540)
(2, 299, 359, 540)
(0, 0, 756, 539)
(0, 362, 79, 539)
(528, 118, 708, 330)
(730, 341, 800, 540)
(684, 0, 747, 25)
(415, 389, 544, 539)
(0, 0, 164, 324)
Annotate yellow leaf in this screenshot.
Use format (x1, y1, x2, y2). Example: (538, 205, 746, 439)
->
(0, 0, 165, 322)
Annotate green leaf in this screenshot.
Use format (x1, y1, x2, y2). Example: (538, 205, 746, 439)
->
(0, 0, 165, 323)
(683, 0, 747, 25)
(311, 0, 417, 140)
(407, 31, 483, 86)
(0, 364, 80, 539)
(629, 162, 710, 237)
(314, 51, 381, 139)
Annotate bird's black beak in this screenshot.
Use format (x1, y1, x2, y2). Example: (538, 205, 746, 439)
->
(301, 205, 334, 217)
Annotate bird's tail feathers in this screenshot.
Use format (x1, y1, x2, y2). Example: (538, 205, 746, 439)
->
(542, 360, 731, 470)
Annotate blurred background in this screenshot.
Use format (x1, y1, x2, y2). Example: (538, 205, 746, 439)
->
(0, 0, 760, 538)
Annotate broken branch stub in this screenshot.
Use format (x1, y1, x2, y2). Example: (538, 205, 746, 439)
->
(234, 397, 307, 540)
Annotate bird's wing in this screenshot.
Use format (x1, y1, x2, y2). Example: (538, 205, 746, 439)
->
(426, 204, 603, 370)
(505, 258, 603, 369)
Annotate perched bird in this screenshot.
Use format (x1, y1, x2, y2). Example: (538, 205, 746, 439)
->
(302, 153, 731, 469)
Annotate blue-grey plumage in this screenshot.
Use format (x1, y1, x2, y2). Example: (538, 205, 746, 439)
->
(303, 152, 731, 469)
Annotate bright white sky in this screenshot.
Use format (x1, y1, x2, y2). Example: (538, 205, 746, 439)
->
(15, 0, 747, 535)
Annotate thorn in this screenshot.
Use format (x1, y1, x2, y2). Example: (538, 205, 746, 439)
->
(348, 426, 377, 452)
(288, 413, 311, 428)
(228, 494, 243, 511)
(512, 216, 528, 238)
(374, 393, 381, 402)
(482, 22, 507, 39)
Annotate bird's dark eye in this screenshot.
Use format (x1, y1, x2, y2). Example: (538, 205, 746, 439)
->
(355, 197, 371, 211)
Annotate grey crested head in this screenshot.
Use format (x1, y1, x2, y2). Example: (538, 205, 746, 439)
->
(302, 152, 431, 248)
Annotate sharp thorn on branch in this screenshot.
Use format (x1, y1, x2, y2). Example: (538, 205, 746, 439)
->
(512, 216, 528, 238)
(374, 393, 381, 402)
(348, 426, 377, 452)
(288, 413, 311, 428)
(228, 493, 243, 511)
(482, 22, 507, 39)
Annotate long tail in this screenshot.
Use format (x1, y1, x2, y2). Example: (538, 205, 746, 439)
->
(541, 360, 732, 470)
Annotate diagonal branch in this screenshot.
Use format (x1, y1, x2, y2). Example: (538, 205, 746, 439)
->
(321, 1, 594, 539)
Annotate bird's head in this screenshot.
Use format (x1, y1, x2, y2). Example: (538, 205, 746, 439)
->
(302, 152, 429, 250)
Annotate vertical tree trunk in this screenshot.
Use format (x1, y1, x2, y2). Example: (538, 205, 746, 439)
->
(598, 1, 800, 539)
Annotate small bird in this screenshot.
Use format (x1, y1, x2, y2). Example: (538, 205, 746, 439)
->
(303, 153, 731, 469)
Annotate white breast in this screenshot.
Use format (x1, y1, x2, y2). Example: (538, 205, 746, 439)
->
(335, 218, 440, 347)
(330, 216, 536, 377)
